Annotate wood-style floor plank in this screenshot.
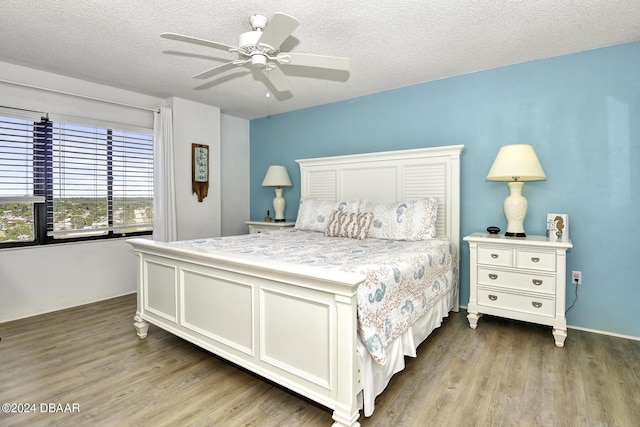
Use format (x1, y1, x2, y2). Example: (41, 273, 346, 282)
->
(1, 294, 639, 427)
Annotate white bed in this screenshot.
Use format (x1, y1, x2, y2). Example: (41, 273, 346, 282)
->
(129, 145, 464, 426)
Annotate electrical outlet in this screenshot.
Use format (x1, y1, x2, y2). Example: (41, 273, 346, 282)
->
(572, 271, 582, 285)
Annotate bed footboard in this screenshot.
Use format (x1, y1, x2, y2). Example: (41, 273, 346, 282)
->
(129, 238, 365, 427)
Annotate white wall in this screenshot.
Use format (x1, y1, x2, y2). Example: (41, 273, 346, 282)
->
(0, 62, 250, 322)
(168, 97, 222, 240)
(0, 239, 138, 321)
(221, 113, 250, 236)
(0, 63, 158, 128)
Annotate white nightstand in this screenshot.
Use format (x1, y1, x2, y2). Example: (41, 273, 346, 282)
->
(464, 233, 573, 347)
(245, 221, 296, 234)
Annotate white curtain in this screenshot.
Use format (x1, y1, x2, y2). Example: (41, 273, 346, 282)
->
(152, 107, 177, 242)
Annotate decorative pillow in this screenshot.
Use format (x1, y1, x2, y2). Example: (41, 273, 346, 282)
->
(360, 198, 439, 241)
(295, 198, 360, 232)
(325, 211, 373, 240)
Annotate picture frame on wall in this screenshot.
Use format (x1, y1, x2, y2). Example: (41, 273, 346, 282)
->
(546, 213, 569, 240)
(192, 143, 209, 202)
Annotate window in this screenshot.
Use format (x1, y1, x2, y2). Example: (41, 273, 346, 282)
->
(0, 109, 153, 247)
(0, 110, 46, 245)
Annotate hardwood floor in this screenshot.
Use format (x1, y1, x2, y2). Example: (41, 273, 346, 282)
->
(1, 294, 639, 426)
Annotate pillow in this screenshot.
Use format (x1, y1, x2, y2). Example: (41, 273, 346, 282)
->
(360, 198, 439, 241)
(295, 198, 360, 232)
(325, 211, 373, 240)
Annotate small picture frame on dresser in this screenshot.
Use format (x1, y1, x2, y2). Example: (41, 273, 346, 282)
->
(546, 213, 569, 240)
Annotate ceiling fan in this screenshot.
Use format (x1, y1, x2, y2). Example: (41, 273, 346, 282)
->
(161, 13, 350, 93)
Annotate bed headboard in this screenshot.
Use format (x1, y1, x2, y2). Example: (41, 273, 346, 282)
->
(296, 145, 464, 246)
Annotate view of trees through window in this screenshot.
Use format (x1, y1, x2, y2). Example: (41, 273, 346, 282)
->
(0, 197, 153, 243)
(0, 202, 34, 242)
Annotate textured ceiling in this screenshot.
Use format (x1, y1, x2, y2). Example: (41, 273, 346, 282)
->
(1, 1, 639, 120)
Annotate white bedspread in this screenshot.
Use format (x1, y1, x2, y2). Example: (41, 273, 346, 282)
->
(170, 229, 457, 365)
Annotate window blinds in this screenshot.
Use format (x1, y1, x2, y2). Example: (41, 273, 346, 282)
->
(0, 109, 47, 203)
(48, 120, 153, 238)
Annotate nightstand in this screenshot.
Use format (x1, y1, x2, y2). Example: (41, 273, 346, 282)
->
(245, 221, 296, 234)
(463, 233, 573, 347)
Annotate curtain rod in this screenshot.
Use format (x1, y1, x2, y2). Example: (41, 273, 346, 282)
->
(0, 78, 160, 113)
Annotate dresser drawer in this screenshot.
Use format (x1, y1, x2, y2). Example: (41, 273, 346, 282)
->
(246, 221, 296, 234)
(517, 249, 556, 271)
(464, 232, 573, 347)
(478, 246, 513, 267)
(477, 267, 555, 294)
(477, 287, 555, 318)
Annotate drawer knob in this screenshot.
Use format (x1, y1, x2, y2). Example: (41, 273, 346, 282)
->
(532, 301, 542, 308)
(532, 279, 543, 286)
(488, 295, 498, 301)
(491, 253, 499, 259)
(488, 274, 498, 280)
(531, 257, 540, 263)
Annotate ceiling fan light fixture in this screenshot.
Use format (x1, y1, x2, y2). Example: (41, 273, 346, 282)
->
(250, 53, 267, 69)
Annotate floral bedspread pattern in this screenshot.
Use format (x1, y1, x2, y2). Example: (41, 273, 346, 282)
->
(170, 230, 457, 365)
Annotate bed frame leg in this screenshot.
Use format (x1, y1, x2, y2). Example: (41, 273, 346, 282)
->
(133, 314, 150, 339)
(331, 409, 360, 427)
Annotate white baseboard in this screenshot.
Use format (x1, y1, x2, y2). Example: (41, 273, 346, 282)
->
(458, 304, 640, 342)
(567, 324, 640, 342)
(1, 291, 137, 324)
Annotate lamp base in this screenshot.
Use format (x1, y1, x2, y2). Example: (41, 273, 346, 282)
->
(503, 181, 528, 237)
(505, 231, 526, 238)
(272, 188, 286, 222)
(274, 219, 286, 223)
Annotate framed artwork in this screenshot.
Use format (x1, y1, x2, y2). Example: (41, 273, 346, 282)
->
(546, 213, 569, 240)
(192, 143, 209, 202)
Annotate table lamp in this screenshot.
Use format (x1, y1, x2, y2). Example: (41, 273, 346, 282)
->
(261, 165, 292, 222)
(486, 144, 546, 237)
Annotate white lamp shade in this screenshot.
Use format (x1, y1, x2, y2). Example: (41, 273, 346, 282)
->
(486, 144, 546, 182)
(262, 165, 292, 187)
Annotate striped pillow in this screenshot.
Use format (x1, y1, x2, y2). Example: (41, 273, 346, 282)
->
(324, 211, 373, 240)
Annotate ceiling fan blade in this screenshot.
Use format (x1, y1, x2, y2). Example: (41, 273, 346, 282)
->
(277, 53, 350, 71)
(161, 32, 235, 52)
(257, 13, 300, 51)
(192, 61, 247, 79)
(263, 65, 291, 92)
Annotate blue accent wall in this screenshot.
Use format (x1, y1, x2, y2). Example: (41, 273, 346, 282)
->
(251, 41, 640, 338)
